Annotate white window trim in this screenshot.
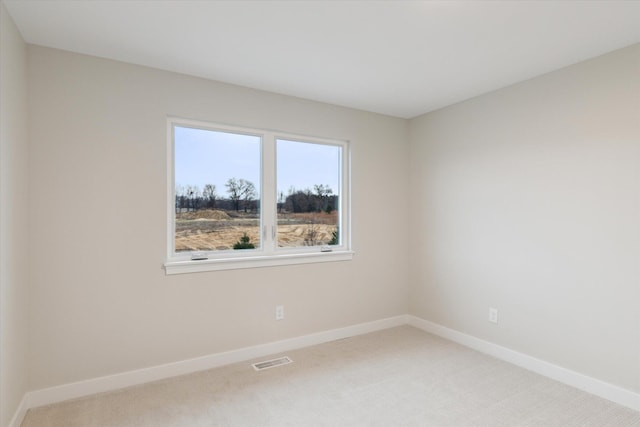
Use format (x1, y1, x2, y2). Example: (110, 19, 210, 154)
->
(164, 117, 353, 274)
(164, 251, 355, 275)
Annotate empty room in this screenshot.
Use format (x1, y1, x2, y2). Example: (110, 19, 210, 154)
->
(1, 1, 639, 426)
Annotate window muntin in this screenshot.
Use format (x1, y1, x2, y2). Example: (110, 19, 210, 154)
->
(167, 118, 351, 272)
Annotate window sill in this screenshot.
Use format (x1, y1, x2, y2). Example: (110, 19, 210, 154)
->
(164, 250, 354, 275)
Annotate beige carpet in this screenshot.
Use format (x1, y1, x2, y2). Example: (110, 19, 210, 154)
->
(21, 326, 640, 426)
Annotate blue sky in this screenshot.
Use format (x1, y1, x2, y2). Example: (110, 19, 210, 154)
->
(174, 126, 340, 199)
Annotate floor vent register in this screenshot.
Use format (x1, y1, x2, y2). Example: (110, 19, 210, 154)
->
(252, 356, 293, 371)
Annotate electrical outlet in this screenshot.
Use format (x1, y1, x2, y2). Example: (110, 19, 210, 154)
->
(275, 305, 284, 320)
(489, 307, 498, 324)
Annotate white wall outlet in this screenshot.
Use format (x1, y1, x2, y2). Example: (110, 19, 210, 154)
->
(275, 305, 284, 320)
(489, 307, 498, 324)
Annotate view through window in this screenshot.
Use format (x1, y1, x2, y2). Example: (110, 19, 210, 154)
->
(174, 126, 261, 252)
(170, 119, 349, 266)
(277, 139, 341, 247)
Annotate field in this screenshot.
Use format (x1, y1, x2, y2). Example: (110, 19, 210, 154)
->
(175, 209, 338, 251)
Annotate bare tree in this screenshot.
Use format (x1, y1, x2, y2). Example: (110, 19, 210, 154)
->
(277, 191, 285, 213)
(202, 184, 217, 209)
(226, 178, 242, 211)
(241, 180, 257, 212)
(175, 184, 185, 213)
(314, 184, 333, 212)
(313, 184, 332, 198)
(304, 220, 320, 246)
(185, 185, 200, 211)
(226, 178, 256, 212)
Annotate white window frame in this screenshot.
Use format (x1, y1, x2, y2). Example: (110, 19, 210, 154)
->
(164, 117, 353, 274)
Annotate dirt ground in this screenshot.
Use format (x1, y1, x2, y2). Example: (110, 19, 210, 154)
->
(175, 209, 338, 251)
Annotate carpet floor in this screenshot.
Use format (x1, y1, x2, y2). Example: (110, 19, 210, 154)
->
(21, 326, 640, 426)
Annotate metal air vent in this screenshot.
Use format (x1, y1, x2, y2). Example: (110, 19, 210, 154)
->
(252, 356, 293, 371)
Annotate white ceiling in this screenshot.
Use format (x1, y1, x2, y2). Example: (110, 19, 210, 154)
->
(4, 0, 640, 118)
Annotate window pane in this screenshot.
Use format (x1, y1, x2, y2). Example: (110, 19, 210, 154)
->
(174, 126, 261, 252)
(276, 139, 340, 247)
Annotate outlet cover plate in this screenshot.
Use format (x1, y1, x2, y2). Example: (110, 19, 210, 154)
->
(489, 307, 498, 324)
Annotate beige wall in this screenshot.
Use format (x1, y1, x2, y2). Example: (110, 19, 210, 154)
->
(26, 46, 410, 390)
(0, 3, 30, 426)
(409, 44, 640, 393)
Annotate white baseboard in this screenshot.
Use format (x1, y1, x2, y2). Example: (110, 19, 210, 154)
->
(8, 393, 29, 427)
(25, 315, 408, 410)
(13, 313, 639, 423)
(408, 315, 640, 412)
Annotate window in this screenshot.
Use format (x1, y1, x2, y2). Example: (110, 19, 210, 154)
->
(165, 118, 352, 274)
(173, 126, 262, 252)
(276, 139, 342, 248)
